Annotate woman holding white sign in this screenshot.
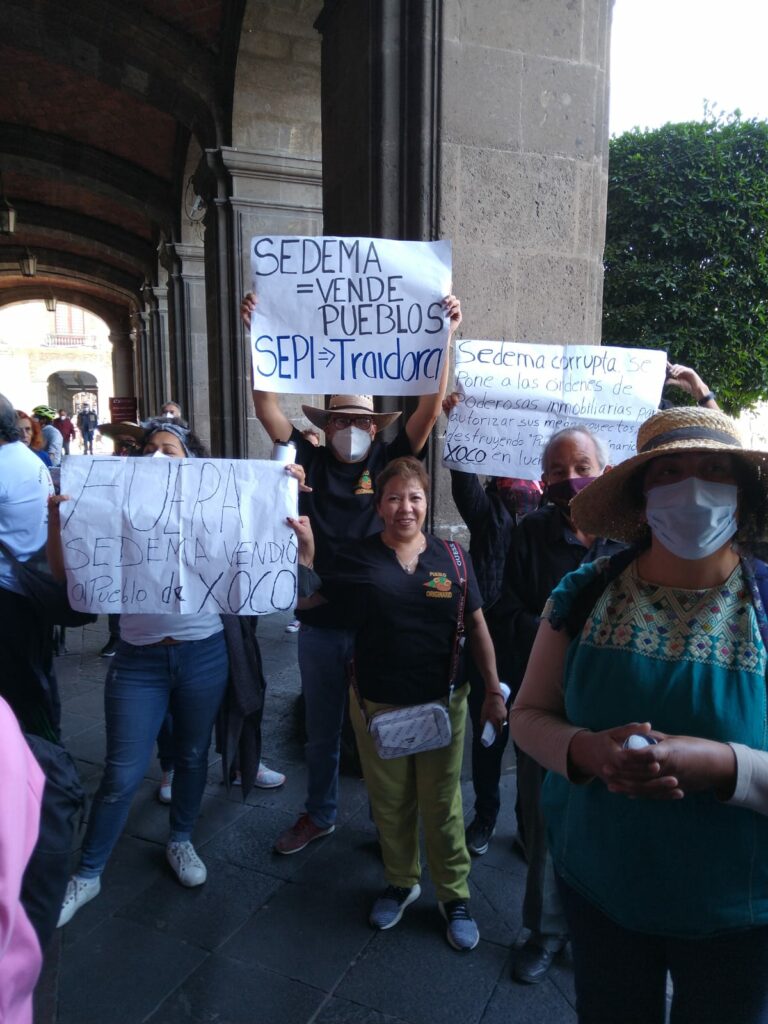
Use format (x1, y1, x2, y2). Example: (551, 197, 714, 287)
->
(56, 419, 232, 926)
(288, 456, 507, 951)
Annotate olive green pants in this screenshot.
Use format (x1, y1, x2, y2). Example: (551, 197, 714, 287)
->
(350, 683, 471, 902)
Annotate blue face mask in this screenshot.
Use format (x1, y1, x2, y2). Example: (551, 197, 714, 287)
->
(645, 476, 739, 560)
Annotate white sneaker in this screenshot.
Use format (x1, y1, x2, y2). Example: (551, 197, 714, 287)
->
(158, 769, 174, 804)
(284, 619, 300, 633)
(255, 762, 286, 789)
(57, 875, 101, 927)
(166, 841, 207, 887)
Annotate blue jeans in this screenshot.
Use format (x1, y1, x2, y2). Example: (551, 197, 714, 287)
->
(298, 624, 356, 828)
(558, 875, 768, 1024)
(78, 631, 228, 877)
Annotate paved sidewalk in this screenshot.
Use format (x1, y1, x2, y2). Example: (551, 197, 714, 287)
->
(40, 614, 577, 1024)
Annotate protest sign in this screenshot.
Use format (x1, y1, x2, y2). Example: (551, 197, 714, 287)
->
(249, 236, 452, 395)
(60, 456, 298, 615)
(442, 341, 667, 479)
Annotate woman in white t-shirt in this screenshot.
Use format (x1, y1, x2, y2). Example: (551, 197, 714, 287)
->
(57, 419, 230, 926)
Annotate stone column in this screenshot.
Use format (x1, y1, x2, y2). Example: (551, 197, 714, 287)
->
(109, 323, 135, 401)
(130, 306, 151, 420)
(161, 240, 211, 446)
(196, 144, 323, 457)
(317, 0, 613, 532)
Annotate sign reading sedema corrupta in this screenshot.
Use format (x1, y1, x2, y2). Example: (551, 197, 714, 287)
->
(443, 340, 667, 479)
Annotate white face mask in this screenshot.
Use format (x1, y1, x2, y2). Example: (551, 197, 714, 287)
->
(330, 425, 372, 462)
(645, 476, 739, 560)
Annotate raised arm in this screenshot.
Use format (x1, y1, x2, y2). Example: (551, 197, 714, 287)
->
(405, 295, 462, 454)
(241, 291, 295, 442)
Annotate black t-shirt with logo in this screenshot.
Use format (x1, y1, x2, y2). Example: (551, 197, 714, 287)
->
(290, 425, 418, 628)
(322, 533, 482, 705)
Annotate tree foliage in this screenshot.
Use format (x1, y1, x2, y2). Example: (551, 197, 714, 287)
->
(602, 113, 768, 414)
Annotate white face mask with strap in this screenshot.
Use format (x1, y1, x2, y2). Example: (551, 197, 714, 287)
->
(330, 425, 372, 462)
(645, 476, 739, 560)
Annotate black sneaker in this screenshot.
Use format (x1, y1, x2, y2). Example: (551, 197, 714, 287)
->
(100, 638, 119, 657)
(465, 816, 496, 856)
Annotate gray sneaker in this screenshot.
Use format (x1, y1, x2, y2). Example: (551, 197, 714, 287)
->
(369, 884, 421, 930)
(439, 899, 480, 950)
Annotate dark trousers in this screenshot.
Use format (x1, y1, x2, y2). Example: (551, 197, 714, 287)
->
(558, 875, 768, 1024)
(466, 650, 510, 823)
(517, 749, 568, 949)
(0, 586, 59, 738)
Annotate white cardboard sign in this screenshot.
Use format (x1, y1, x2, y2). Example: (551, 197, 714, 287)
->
(249, 236, 452, 395)
(60, 457, 298, 615)
(442, 341, 667, 479)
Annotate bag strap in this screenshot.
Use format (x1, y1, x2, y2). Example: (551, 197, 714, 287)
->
(442, 540, 468, 696)
(741, 555, 768, 660)
(0, 537, 22, 567)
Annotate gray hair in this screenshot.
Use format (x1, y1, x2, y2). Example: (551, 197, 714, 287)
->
(541, 427, 608, 475)
(0, 393, 21, 442)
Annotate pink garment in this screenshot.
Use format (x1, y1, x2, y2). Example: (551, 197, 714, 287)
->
(0, 697, 45, 1024)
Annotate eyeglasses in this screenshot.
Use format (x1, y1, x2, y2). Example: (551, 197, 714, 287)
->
(328, 415, 373, 430)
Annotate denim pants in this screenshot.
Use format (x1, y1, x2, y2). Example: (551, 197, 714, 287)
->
(558, 875, 768, 1024)
(78, 631, 228, 878)
(351, 683, 471, 902)
(298, 624, 356, 829)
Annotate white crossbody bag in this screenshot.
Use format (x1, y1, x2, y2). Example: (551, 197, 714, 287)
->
(350, 540, 468, 760)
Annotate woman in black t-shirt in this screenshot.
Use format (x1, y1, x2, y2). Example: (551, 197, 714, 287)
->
(289, 456, 507, 952)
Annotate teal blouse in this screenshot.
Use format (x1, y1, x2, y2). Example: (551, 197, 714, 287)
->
(541, 558, 768, 937)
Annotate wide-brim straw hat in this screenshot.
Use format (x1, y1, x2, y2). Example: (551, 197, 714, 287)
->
(97, 420, 145, 442)
(302, 394, 401, 431)
(570, 406, 768, 543)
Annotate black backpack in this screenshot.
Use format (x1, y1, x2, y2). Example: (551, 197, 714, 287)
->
(21, 734, 85, 950)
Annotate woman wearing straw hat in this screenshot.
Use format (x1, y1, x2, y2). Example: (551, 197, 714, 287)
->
(510, 405, 768, 1024)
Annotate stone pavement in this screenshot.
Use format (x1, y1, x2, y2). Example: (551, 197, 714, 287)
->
(40, 614, 577, 1024)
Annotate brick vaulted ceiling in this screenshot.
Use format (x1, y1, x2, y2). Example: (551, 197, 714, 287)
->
(0, 0, 245, 320)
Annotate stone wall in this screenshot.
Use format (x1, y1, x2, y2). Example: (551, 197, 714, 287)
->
(433, 0, 613, 534)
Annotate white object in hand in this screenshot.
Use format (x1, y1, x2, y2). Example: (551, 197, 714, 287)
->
(481, 682, 511, 747)
(622, 734, 658, 750)
(271, 440, 297, 464)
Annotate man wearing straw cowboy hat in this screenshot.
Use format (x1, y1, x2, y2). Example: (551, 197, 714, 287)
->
(242, 291, 462, 854)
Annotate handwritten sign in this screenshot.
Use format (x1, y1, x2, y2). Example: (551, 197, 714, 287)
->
(249, 236, 452, 395)
(60, 457, 298, 615)
(442, 341, 667, 479)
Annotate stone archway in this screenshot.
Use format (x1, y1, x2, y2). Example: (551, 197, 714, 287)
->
(47, 369, 98, 418)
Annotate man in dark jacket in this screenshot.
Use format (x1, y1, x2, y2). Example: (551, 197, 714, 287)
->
(496, 426, 624, 985)
(77, 404, 98, 454)
(450, 469, 541, 856)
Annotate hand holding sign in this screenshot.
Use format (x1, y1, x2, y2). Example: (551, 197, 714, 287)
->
(248, 236, 453, 396)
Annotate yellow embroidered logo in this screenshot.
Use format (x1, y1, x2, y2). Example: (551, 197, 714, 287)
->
(424, 573, 452, 598)
(354, 468, 373, 495)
